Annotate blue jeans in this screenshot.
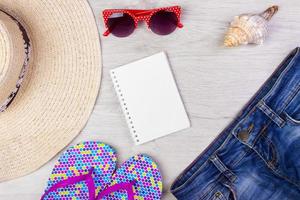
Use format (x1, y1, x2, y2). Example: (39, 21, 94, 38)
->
(171, 48, 300, 200)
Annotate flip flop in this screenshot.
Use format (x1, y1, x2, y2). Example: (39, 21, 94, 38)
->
(97, 154, 163, 200)
(41, 141, 117, 200)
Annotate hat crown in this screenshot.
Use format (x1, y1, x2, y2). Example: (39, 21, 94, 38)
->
(0, 11, 28, 108)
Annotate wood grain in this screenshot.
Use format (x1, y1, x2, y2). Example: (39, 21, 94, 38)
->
(0, 0, 299, 199)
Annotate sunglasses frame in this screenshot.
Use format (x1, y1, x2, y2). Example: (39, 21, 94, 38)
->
(102, 6, 183, 37)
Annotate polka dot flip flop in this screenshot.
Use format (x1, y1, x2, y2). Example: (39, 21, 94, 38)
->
(97, 154, 163, 200)
(41, 141, 117, 200)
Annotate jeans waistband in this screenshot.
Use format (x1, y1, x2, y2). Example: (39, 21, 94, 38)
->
(263, 49, 300, 115)
(171, 47, 300, 196)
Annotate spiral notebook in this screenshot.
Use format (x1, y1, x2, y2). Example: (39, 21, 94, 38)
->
(110, 52, 190, 145)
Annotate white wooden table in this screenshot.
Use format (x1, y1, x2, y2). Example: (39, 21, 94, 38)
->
(1, 0, 299, 199)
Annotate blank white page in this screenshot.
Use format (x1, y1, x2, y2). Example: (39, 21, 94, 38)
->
(110, 52, 190, 145)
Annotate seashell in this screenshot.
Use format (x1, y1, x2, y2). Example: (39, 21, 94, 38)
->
(224, 5, 279, 47)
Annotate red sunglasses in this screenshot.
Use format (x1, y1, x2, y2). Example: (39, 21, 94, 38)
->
(102, 6, 183, 37)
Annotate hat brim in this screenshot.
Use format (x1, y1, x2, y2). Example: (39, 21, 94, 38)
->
(0, 0, 102, 181)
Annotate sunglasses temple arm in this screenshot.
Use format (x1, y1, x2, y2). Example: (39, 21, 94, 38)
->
(103, 29, 110, 37)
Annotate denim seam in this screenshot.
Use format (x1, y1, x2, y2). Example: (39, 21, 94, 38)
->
(283, 111, 300, 125)
(263, 48, 300, 103)
(198, 176, 226, 200)
(263, 51, 300, 116)
(273, 170, 300, 189)
(228, 183, 238, 200)
(216, 132, 235, 153)
(283, 84, 300, 110)
(278, 83, 300, 117)
(253, 146, 300, 189)
(260, 133, 278, 168)
(258, 101, 285, 128)
(170, 161, 211, 194)
(198, 183, 218, 200)
(210, 154, 237, 183)
(232, 134, 254, 149)
(252, 120, 271, 147)
(231, 147, 252, 168)
(223, 181, 237, 200)
(268, 139, 278, 168)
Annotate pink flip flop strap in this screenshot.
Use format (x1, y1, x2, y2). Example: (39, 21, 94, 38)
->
(40, 168, 95, 200)
(41, 167, 136, 200)
(96, 180, 136, 200)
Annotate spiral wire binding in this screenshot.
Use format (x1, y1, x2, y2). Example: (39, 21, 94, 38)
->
(111, 71, 140, 143)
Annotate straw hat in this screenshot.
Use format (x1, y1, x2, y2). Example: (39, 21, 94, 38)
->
(0, 0, 102, 181)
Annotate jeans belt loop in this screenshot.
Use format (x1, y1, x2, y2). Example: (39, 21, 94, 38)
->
(210, 154, 237, 183)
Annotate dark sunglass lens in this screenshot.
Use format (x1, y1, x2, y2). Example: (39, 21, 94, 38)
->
(149, 11, 178, 35)
(107, 13, 135, 37)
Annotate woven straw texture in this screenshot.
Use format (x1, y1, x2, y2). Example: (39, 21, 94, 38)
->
(0, 0, 102, 181)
